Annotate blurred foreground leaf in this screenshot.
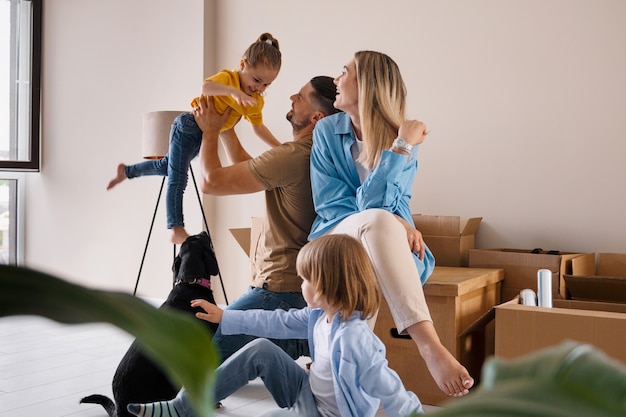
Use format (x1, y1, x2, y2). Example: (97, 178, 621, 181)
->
(0, 265, 217, 417)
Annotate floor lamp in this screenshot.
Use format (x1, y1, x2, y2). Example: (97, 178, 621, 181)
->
(133, 111, 228, 305)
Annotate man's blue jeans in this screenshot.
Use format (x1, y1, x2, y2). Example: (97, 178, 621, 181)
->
(125, 112, 201, 229)
(212, 286, 310, 362)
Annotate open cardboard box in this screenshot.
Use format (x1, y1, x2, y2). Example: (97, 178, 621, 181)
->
(412, 214, 482, 267)
(495, 298, 626, 366)
(563, 253, 626, 303)
(469, 248, 592, 301)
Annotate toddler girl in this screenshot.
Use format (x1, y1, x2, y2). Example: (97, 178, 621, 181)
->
(107, 33, 282, 244)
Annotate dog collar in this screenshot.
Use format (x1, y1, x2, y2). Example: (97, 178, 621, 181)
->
(174, 277, 211, 289)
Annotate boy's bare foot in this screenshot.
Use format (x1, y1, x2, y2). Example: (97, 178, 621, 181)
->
(106, 163, 127, 190)
(408, 321, 474, 397)
(170, 227, 190, 245)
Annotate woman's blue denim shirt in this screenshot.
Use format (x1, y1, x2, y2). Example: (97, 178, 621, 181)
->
(309, 112, 434, 283)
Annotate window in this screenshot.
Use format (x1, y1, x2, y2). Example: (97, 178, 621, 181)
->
(0, 177, 22, 264)
(1, 0, 41, 171)
(0, 0, 40, 265)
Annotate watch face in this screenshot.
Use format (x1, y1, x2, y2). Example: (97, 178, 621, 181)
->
(394, 138, 412, 150)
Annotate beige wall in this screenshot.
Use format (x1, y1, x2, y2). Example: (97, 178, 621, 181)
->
(29, 0, 626, 304)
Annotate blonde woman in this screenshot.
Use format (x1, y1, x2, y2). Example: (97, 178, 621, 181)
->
(309, 50, 474, 397)
(128, 234, 425, 417)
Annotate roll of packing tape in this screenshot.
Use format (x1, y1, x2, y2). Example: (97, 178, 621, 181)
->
(520, 289, 538, 306)
(537, 269, 553, 308)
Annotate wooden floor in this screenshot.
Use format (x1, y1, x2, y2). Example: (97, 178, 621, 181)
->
(0, 315, 441, 417)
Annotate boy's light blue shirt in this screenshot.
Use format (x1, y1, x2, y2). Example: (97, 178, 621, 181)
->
(309, 112, 434, 283)
(221, 307, 424, 417)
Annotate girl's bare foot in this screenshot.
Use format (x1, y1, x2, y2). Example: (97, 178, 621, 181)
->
(407, 321, 474, 397)
(106, 163, 127, 190)
(170, 227, 190, 245)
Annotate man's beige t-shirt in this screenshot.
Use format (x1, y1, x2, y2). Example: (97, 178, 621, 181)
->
(247, 137, 316, 292)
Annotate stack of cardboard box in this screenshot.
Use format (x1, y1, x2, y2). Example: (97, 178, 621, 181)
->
(230, 215, 626, 405)
(231, 215, 498, 406)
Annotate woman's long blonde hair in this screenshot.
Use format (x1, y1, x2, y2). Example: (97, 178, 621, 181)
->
(296, 234, 380, 321)
(355, 51, 407, 169)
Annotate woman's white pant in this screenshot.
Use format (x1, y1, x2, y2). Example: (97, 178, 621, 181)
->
(325, 209, 432, 333)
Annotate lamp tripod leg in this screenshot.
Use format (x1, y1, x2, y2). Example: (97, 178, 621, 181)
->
(133, 167, 229, 305)
(133, 176, 166, 296)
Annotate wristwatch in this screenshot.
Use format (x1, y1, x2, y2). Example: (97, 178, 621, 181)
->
(391, 138, 413, 154)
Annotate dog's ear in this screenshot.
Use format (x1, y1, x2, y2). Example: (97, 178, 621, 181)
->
(204, 249, 219, 277)
(199, 232, 220, 276)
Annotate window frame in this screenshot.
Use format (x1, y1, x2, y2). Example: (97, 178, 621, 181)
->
(0, 0, 42, 172)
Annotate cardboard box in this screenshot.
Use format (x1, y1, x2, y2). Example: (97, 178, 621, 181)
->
(229, 217, 263, 277)
(229, 217, 263, 257)
(230, 227, 252, 257)
(374, 266, 504, 405)
(412, 215, 482, 267)
(563, 253, 626, 303)
(469, 248, 590, 301)
(495, 299, 626, 366)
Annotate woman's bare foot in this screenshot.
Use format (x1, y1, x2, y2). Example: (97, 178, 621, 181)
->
(106, 163, 127, 190)
(422, 341, 474, 397)
(407, 321, 474, 397)
(170, 227, 190, 245)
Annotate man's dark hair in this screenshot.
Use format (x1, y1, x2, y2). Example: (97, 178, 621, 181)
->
(310, 76, 341, 116)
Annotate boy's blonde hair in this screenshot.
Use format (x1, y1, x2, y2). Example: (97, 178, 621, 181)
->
(354, 50, 407, 170)
(296, 234, 380, 321)
(243, 32, 282, 72)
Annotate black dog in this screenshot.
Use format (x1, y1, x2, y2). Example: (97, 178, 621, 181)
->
(80, 232, 221, 417)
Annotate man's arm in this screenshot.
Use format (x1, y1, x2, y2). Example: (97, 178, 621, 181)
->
(194, 97, 266, 196)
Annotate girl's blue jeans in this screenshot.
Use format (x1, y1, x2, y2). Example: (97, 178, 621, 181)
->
(125, 112, 201, 229)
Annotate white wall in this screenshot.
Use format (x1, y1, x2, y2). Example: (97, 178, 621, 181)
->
(29, 0, 207, 299)
(28, 0, 626, 304)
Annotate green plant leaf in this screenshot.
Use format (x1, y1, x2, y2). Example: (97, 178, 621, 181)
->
(0, 265, 217, 417)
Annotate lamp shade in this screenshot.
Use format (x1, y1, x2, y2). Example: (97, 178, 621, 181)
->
(142, 111, 182, 159)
